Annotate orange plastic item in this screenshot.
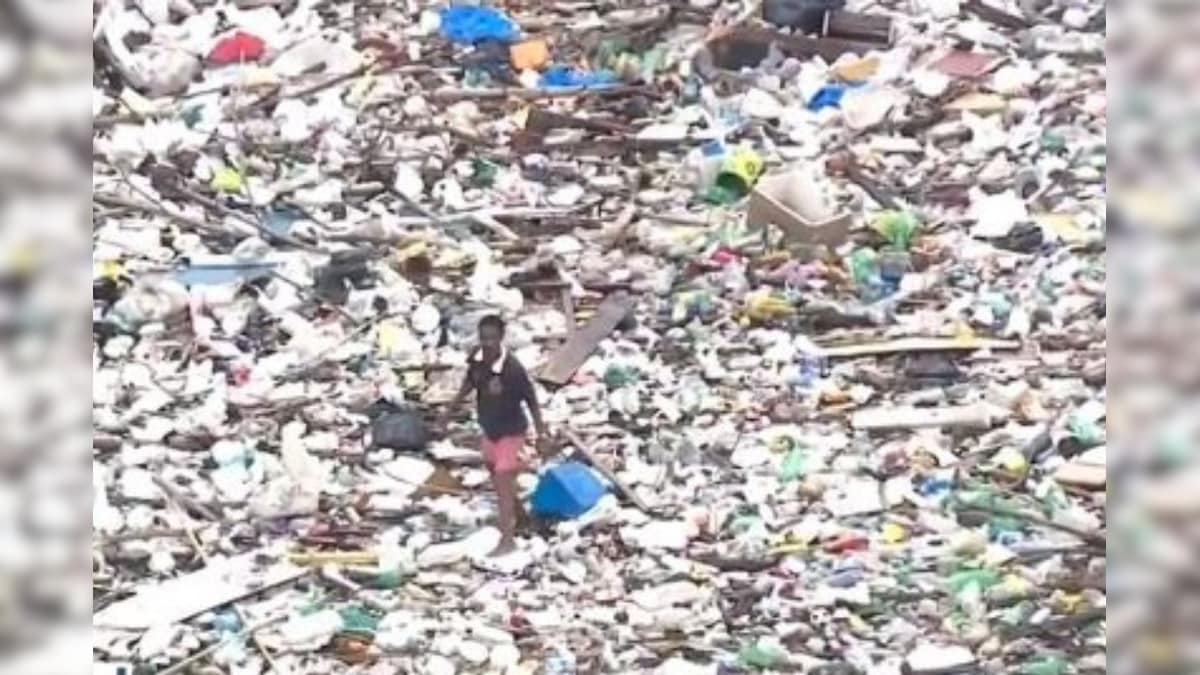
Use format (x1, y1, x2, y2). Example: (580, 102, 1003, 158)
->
(510, 39, 550, 71)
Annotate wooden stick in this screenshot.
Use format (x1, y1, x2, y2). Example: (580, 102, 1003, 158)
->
(819, 336, 1021, 358)
(158, 615, 287, 675)
(563, 431, 652, 513)
(825, 11, 894, 45)
(955, 502, 1105, 549)
(157, 483, 285, 674)
(432, 84, 653, 103)
(963, 0, 1033, 29)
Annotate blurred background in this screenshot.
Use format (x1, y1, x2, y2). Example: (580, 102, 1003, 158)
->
(5, 0, 1187, 671)
(1108, 0, 1200, 673)
(0, 0, 92, 672)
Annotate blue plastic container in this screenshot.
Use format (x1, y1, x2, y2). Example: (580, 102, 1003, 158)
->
(530, 462, 607, 519)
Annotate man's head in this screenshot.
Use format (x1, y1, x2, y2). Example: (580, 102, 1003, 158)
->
(477, 314, 505, 358)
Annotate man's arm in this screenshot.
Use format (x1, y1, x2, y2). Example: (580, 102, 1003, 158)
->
(443, 352, 477, 423)
(517, 362, 548, 439)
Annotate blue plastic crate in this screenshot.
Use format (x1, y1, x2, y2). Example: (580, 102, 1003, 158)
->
(530, 461, 607, 519)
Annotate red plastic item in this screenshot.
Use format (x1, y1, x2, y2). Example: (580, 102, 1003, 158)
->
(823, 533, 869, 554)
(710, 247, 742, 266)
(209, 31, 267, 64)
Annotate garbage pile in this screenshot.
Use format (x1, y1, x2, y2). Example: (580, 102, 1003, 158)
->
(92, 0, 1106, 672)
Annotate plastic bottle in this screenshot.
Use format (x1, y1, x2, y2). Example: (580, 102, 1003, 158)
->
(877, 250, 912, 295)
(849, 248, 885, 301)
(685, 140, 725, 192)
(543, 645, 577, 675)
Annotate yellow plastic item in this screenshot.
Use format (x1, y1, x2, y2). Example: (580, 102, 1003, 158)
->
(769, 543, 809, 556)
(999, 450, 1029, 475)
(999, 574, 1031, 598)
(952, 321, 976, 344)
(833, 56, 880, 82)
(98, 260, 124, 281)
(718, 147, 765, 193)
(881, 522, 908, 544)
(377, 322, 403, 356)
(1034, 213, 1088, 244)
(510, 39, 550, 71)
(211, 167, 244, 193)
(744, 290, 794, 321)
(396, 240, 429, 261)
(944, 92, 1008, 113)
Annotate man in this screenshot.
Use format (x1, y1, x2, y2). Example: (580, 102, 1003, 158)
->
(445, 315, 549, 555)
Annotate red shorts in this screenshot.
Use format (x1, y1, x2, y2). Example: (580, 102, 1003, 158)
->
(481, 434, 524, 473)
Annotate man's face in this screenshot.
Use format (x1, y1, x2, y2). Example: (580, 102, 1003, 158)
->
(479, 323, 503, 356)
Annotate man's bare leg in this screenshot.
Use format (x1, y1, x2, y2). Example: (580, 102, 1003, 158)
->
(491, 469, 519, 555)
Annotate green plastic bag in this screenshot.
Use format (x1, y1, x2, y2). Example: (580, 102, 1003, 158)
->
(779, 443, 809, 482)
(338, 605, 380, 634)
(737, 641, 785, 670)
(1019, 655, 1069, 675)
(873, 211, 920, 250)
(948, 568, 1001, 594)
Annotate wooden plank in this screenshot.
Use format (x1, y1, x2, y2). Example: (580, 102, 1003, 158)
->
(537, 292, 632, 385)
(963, 0, 1033, 29)
(851, 403, 999, 431)
(818, 336, 1021, 359)
(825, 11, 894, 45)
(93, 551, 308, 630)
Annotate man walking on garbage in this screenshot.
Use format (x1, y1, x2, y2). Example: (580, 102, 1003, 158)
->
(445, 315, 550, 556)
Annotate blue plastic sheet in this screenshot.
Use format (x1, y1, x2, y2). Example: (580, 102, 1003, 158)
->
(539, 65, 618, 89)
(439, 5, 520, 44)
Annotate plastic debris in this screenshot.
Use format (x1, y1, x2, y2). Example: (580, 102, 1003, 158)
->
(530, 461, 607, 518)
(91, 0, 1108, 671)
(439, 5, 520, 44)
(208, 31, 267, 65)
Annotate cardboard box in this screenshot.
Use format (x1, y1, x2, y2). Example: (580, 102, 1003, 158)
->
(745, 168, 854, 247)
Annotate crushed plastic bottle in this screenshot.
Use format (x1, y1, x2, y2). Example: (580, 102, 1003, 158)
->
(543, 645, 577, 675)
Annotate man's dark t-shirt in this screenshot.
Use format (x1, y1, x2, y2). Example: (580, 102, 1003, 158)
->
(467, 353, 535, 441)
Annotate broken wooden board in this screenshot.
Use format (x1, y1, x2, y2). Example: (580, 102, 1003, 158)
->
(818, 336, 1021, 359)
(537, 292, 632, 385)
(93, 552, 308, 630)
